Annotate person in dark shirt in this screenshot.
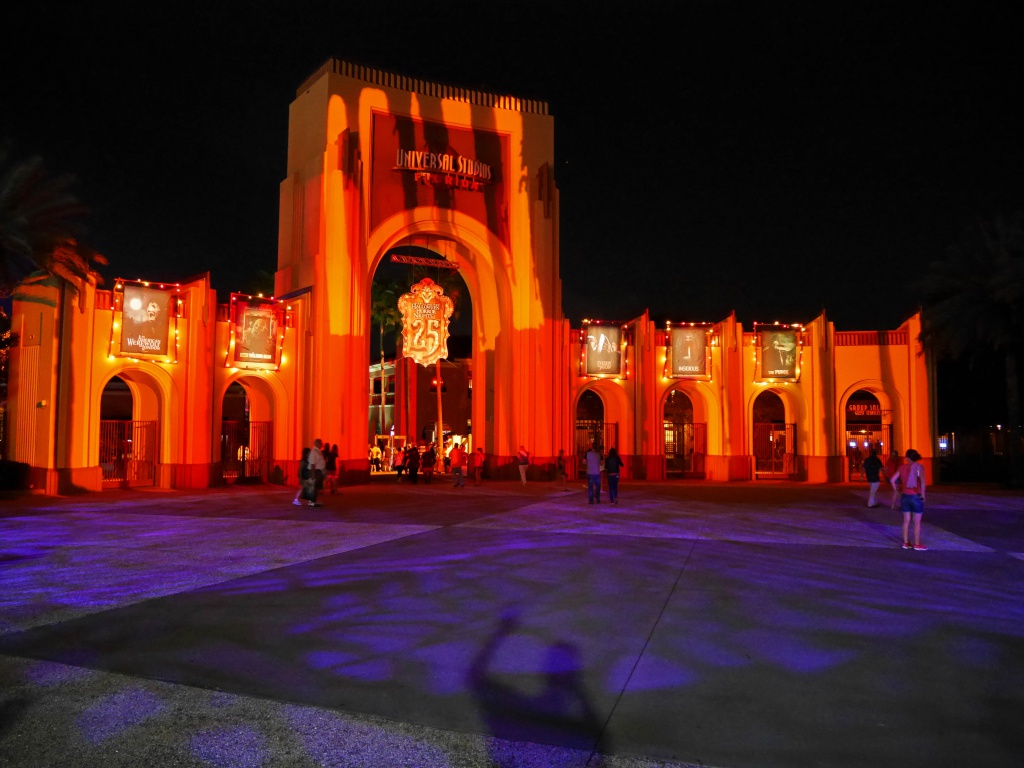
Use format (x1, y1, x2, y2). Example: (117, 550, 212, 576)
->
(862, 449, 884, 507)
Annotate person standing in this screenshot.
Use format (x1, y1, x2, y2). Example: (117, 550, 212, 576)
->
(406, 444, 420, 484)
(449, 442, 467, 487)
(472, 447, 485, 485)
(892, 448, 927, 550)
(393, 445, 406, 481)
(884, 449, 903, 510)
(517, 446, 530, 485)
(421, 443, 436, 483)
(862, 448, 884, 507)
(585, 442, 603, 504)
(370, 443, 383, 472)
(603, 447, 624, 504)
(325, 442, 339, 494)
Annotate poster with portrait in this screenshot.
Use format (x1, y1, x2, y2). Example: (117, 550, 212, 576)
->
(669, 327, 710, 378)
(232, 296, 280, 367)
(118, 284, 173, 358)
(584, 323, 622, 377)
(758, 329, 800, 380)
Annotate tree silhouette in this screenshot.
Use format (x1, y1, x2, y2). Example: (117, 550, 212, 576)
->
(0, 144, 106, 300)
(918, 212, 1024, 485)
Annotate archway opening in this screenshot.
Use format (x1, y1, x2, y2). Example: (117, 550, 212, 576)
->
(99, 375, 157, 488)
(368, 242, 473, 473)
(752, 390, 793, 477)
(220, 380, 273, 483)
(664, 389, 707, 478)
(845, 390, 888, 481)
(575, 389, 612, 472)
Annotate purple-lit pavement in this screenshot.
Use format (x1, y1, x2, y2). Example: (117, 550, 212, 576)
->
(2, 480, 1023, 767)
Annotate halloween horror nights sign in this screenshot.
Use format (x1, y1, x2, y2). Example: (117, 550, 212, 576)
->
(398, 278, 454, 367)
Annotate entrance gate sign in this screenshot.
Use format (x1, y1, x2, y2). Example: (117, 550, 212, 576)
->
(398, 278, 454, 367)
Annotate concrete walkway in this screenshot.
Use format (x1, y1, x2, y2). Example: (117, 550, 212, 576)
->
(2, 478, 1023, 768)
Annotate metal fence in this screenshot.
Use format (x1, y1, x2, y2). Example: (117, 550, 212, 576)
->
(221, 420, 272, 482)
(99, 420, 158, 487)
(664, 422, 707, 477)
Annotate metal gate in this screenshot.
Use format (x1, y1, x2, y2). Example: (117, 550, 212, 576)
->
(221, 421, 272, 482)
(574, 420, 618, 472)
(100, 420, 158, 487)
(664, 422, 707, 477)
(753, 422, 795, 476)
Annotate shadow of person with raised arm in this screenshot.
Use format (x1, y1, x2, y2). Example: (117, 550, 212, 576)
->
(468, 610, 609, 761)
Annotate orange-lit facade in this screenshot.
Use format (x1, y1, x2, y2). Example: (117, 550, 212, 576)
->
(4, 60, 936, 492)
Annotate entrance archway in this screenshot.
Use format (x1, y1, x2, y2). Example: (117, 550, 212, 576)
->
(844, 390, 889, 481)
(219, 377, 275, 483)
(752, 390, 794, 477)
(664, 389, 707, 478)
(99, 375, 157, 487)
(575, 389, 614, 472)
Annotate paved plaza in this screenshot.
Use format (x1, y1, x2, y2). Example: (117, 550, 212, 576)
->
(1, 477, 1023, 768)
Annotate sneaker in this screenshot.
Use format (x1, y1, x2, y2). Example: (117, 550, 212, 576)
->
(913, 544, 928, 551)
(308, 501, 323, 508)
(902, 542, 911, 549)
(292, 499, 303, 506)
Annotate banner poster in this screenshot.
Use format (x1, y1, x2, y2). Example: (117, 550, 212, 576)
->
(585, 323, 622, 376)
(118, 284, 173, 357)
(758, 329, 800, 379)
(232, 297, 279, 366)
(669, 327, 709, 378)
(398, 278, 454, 367)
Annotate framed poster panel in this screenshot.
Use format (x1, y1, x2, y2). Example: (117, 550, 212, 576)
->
(228, 295, 284, 370)
(584, 323, 622, 377)
(667, 326, 711, 379)
(113, 282, 176, 360)
(757, 328, 801, 380)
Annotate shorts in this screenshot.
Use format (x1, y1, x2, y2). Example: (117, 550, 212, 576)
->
(900, 493, 924, 514)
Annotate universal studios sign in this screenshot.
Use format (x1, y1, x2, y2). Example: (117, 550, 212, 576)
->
(394, 149, 492, 191)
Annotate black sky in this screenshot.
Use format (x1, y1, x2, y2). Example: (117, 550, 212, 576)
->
(3, 1, 1021, 331)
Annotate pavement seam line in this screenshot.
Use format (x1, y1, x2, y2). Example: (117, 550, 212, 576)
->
(585, 522, 707, 767)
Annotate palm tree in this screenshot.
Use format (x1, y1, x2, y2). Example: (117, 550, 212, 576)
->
(0, 145, 107, 300)
(918, 212, 1024, 485)
(370, 278, 403, 436)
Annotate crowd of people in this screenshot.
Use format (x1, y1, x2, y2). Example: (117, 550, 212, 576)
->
(292, 440, 929, 551)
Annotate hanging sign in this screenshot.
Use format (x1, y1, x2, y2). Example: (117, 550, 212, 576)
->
(227, 294, 287, 370)
(668, 326, 711, 379)
(112, 281, 177, 361)
(398, 278, 454, 367)
(757, 328, 801, 380)
(584, 323, 622, 377)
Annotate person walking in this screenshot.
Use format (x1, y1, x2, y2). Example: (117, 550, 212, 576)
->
(862, 448, 884, 507)
(603, 446, 624, 504)
(293, 446, 314, 506)
(585, 442, 603, 504)
(517, 446, 530, 485)
(556, 449, 567, 490)
(884, 449, 903, 510)
(892, 448, 927, 550)
(305, 438, 327, 507)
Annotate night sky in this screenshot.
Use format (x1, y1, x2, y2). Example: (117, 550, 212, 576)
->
(3, 1, 1020, 333)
